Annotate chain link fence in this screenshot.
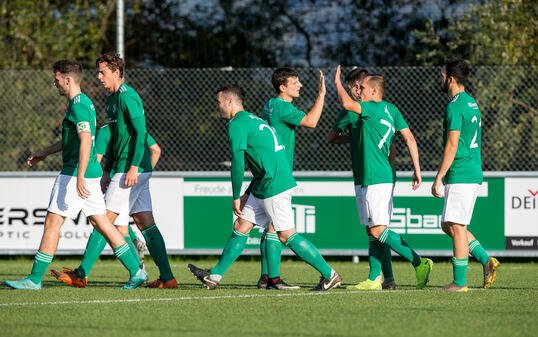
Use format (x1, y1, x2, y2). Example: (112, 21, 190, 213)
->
(0, 66, 536, 172)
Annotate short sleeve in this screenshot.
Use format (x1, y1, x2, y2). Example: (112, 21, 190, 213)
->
(147, 133, 157, 147)
(359, 102, 372, 119)
(279, 102, 306, 126)
(393, 107, 409, 131)
(446, 104, 463, 131)
(95, 126, 110, 155)
(331, 108, 352, 132)
(120, 95, 144, 121)
(71, 104, 92, 133)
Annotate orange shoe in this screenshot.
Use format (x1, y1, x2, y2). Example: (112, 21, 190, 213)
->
(145, 277, 178, 288)
(50, 268, 88, 288)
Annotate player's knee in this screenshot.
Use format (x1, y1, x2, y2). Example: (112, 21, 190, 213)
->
(441, 222, 453, 236)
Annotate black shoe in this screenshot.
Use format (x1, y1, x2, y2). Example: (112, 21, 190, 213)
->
(257, 275, 268, 289)
(188, 264, 218, 290)
(267, 278, 300, 290)
(311, 271, 342, 291)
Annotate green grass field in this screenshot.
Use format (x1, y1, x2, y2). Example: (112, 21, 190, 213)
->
(1, 257, 536, 337)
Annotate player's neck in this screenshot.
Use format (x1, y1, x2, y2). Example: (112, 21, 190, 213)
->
(67, 86, 82, 100)
(449, 85, 465, 99)
(278, 93, 293, 102)
(111, 79, 124, 94)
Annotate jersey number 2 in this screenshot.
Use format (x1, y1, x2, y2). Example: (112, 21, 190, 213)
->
(259, 124, 284, 152)
(470, 115, 480, 149)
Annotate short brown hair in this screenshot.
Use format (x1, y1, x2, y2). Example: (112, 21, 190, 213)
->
(217, 84, 245, 105)
(53, 60, 83, 83)
(365, 74, 386, 97)
(345, 68, 368, 85)
(96, 53, 125, 78)
(271, 67, 299, 94)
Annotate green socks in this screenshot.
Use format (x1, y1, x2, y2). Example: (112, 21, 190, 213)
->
(381, 242, 394, 279)
(452, 257, 469, 286)
(367, 235, 383, 281)
(76, 229, 107, 278)
(113, 243, 140, 277)
(28, 251, 53, 284)
(469, 240, 489, 265)
(378, 228, 422, 268)
(128, 225, 138, 243)
(260, 231, 268, 276)
(285, 233, 332, 279)
(211, 230, 249, 276)
(122, 230, 141, 265)
(265, 232, 282, 278)
(141, 224, 174, 282)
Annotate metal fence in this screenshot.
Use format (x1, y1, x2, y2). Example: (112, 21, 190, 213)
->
(0, 66, 536, 172)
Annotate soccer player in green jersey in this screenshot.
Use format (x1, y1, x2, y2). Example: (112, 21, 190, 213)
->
(51, 127, 161, 287)
(5, 60, 146, 290)
(328, 68, 397, 291)
(334, 65, 434, 290)
(188, 85, 342, 291)
(248, 68, 325, 290)
(432, 59, 500, 292)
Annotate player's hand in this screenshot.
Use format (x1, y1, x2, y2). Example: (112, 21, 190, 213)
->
(76, 176, 91, 199)
(412, 170, 421, 190)
(232, 199, 244, 217)
(239, 193, 249, 210)
(318, 70, 326, 96)
(124, 166, 138, 187)
(334, 65, 342, 86)
(27, 150, 46, 167)
(431, 176, 442, 198)
(100, 172, 111, 194)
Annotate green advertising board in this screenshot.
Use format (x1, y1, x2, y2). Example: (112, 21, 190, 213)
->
(182, 176, 506, 255)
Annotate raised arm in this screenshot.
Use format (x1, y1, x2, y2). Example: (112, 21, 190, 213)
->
(299, 70, 326, 128)
(432, 130, 460, 198)
(334, 65, 362, 115)
(399, 128, 421, 190)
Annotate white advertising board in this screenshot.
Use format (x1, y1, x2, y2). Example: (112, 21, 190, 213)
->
(0, 176, 184, 253)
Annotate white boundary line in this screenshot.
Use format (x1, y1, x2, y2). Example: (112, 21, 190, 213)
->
(0, 288, 509, 307)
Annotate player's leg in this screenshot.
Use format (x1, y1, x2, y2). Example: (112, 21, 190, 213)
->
(128, 224, 146, 267)
(258, 226, 269, 288)
(134, 211, 176, 288)
(267, 189, 340, 291)
(5, 211, 65, 290)
(440, 221, 469, 292)
(189, 217, 255, 290)
(366, 184, 432, 289)
(348, 227, 383, 290)
(115, 214, 142, 269)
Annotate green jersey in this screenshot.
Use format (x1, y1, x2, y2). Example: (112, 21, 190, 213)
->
(443, 92, 483, 184)
(104, 83, 153, 174)
(96, 124, 157, 174)
(331, 107, 362, 185)
(261, 96, 306, 168)
(359, 100, 408, 186)
(228, 110, 296, 200)
(61, 93, 102, 178)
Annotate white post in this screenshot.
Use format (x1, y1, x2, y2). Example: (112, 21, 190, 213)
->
(116, 0, 124, 59)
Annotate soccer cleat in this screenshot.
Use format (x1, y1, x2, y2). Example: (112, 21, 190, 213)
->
(50, 268, 88, 288)
(188, 264, 219, 290)
(257, 275, 268, 289)
(415, 258, 433, 289)
(382, 277, 396, 290)
(120, 269, 148, 290)
(438, 282, 468, 292)
(311, 271, 342, 291)
(346, 278, 382, 290)
(5, 278, 41, 290)
(267, 278, 300, 290)
(483, 257, 500, 289)
(145, 277, 178, 289)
